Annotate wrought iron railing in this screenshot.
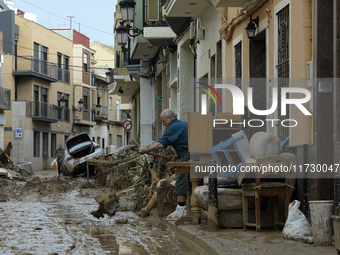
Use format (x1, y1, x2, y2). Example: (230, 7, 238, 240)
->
(13, 55, 58, 80)
(26, 101, 69, 122)
(92, 104, 108, 120)
(57, 107, 70, 122)
(113, 110, 129, 122)
(0, 87, 11, 109)
(58, 68, 70, 84)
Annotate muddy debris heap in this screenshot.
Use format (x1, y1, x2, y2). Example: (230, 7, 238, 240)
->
(90, 142, 177, 219)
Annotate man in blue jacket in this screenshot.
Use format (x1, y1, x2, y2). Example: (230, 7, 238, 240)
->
(138, 109, 189, 220)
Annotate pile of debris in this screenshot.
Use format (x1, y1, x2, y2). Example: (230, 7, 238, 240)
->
(91, 142, 178, 218)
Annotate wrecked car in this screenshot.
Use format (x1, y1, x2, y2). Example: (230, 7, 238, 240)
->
(62, 133, 105, 176)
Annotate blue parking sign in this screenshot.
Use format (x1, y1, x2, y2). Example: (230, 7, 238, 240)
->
(15, 128, 22, 138)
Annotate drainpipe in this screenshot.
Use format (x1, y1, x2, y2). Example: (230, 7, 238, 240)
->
(1, 53, 3, 88)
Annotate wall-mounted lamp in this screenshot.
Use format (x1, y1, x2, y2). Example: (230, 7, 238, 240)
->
(73, 98, 84, 112)
(118, 87, 124, 94)
(59, 96, 67, 108)
(245, 15, 259, 40)
(116, 0, 143, 52)
(96, 104, 102, 114)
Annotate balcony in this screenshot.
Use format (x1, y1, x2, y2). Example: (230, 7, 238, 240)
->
(0, 87, 11, 110)
(210, 0, 249, 7)
(92, 104, 108, 121)
(26, 101, 60, 123)
(57, 107, 70, 122)
(115, 51, 140, 69)
(112, 110, 129, 122)
(13, 56, 58, 82)
(58, 68, 70, 84)
(163, 0, 210, 34)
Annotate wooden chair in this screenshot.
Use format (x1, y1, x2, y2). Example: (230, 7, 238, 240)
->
(242, 155, 291, 232)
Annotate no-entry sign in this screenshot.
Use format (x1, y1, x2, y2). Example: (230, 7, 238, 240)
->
(123, 120, 132, 131)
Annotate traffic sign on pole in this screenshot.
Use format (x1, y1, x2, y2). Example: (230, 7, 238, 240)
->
(123, 120, 132, 131)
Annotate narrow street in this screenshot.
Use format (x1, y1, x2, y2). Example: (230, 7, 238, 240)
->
(0, 170, 199, 255)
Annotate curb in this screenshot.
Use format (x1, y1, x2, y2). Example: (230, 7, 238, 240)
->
(162, 219, 220, 255)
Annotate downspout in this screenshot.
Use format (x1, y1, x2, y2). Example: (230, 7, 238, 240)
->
(72, 84, 76, 135)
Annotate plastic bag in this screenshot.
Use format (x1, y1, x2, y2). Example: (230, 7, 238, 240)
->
(283, 200, 312, 240)
(51, 158, 57, 169)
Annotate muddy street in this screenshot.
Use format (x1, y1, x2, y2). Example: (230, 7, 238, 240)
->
(0, 170, 199, 255)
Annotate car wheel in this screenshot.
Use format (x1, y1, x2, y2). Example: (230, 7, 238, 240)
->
(61, 164, 72, 176)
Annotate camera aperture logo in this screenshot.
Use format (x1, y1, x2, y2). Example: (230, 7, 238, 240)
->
(197, 83, 312, 128)
(197, 82, 222, 115)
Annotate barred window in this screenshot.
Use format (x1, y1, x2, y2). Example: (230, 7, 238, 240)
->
(34, 131, 40, 157)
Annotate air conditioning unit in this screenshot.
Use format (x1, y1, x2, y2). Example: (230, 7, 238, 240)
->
(139, 60, 151, 77)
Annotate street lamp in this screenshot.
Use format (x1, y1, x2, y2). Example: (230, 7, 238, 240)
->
(106, 68, 114, 84)
(96, 104, 101, 114)
(59, 96, 67, 108)
(116, 0, 143, 52)
(245, 15, 259, 40)
(119, 0, 135, 23)
(73, 98, 84, 111)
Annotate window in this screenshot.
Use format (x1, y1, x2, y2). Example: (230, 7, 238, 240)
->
(34, 131, 40, 157)
(43, 132, 48, 158)
(51, 134, 57, 157)
(277, 5, 290, 150)
(84, 91, 88, 110)
(234, 42, 242, 89)
(117, 135, 122, 147)
(102, 138, 105, 150)
(116, 99, 120, 121)
(57, 53, 62, 81)
(84, 53, 88, 73)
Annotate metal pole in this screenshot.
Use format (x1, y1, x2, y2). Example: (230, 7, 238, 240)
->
(17, 138, 19, 162)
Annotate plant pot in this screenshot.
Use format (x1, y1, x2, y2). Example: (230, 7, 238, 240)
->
(331, 215, 340, 255)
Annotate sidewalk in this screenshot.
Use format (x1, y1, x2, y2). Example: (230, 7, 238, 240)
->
(164, 219, 336, 255)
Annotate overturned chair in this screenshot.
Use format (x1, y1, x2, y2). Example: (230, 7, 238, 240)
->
(242, 155, 292, 232)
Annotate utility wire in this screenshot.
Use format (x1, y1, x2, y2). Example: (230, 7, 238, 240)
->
(1, 40, 117, 64)
(19, 0, 114, 36)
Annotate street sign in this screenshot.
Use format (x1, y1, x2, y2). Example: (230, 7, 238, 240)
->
(123, 120, 132, 131)
(15, 128, 22, 138)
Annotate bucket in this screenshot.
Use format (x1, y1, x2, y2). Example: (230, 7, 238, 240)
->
(309, 200, 334, 245)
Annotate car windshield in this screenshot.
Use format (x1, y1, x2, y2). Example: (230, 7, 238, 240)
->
(68, 141, 93, 155)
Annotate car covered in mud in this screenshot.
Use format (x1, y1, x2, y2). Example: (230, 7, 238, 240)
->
(62, 133, 105, 176)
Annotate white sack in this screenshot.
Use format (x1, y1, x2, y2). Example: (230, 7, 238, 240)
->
(283, 200, 312, 240)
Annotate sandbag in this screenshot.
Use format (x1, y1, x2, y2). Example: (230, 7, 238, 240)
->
(249, 132, 280, 159)
(283, 200, 312, 240)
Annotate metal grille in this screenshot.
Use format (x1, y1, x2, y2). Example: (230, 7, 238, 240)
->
(235, 42, 242, 89)
(276, 5, 290, 151)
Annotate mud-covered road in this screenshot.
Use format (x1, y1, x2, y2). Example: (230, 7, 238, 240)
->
(0, 170, 199, 255)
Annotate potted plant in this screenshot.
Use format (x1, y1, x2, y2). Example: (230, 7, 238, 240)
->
(332, 203, 340, 254)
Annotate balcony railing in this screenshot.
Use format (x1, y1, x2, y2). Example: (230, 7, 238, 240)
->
(0, 87, 11, 110)
(92, 104, 108, 121)
(26, 101, 68, 123)
(112, 110, 129, 122)
(57, 107, 70, 122)
(116, 51, 140, 68)
(13, 55, 58, 82)
(58, 68, 70, 84)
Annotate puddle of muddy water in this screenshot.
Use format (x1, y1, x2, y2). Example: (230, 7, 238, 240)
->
(0, 190, 201, 255)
